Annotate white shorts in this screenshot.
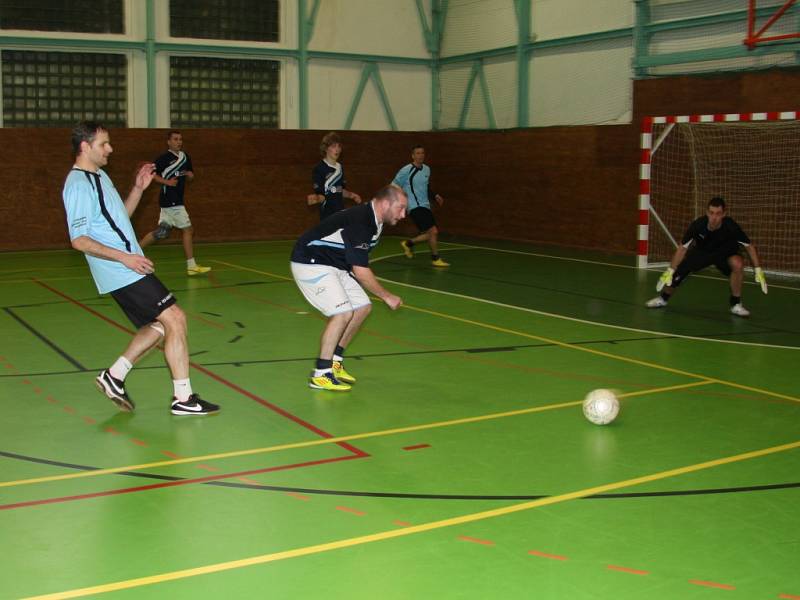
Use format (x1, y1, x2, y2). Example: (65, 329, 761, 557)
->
(290, 262, 370, 317)
(159, 206, 192, 229)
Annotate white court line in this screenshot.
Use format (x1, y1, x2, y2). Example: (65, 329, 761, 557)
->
(374, 241, 800, 292)
(374, 245, 799, 351)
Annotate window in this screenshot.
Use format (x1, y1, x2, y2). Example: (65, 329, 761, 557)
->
(1, 51, 127, 127)
(169, 56, 279, 128)
(169, 0, 278, 42)
(0, 0, 123, 34)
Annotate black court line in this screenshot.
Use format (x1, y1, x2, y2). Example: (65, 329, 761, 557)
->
(2, 307, 87, 371)
(0, 333, 774, 379)
(2, 450, 797, 503)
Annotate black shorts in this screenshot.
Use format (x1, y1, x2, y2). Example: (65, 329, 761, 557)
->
(110, 274, 177, 328)
(672, 244, 740, 288)
(410, 206, 436, 232)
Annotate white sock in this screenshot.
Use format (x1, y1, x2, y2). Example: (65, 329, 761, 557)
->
(109, 356, 133, 381)
(173, 378, 193, 402)
(332, 354, 343, 363)
(187, 258, 197, 268)
(314, 368, 332, 377)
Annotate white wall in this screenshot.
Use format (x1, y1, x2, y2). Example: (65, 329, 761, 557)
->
(305, 0, 432, 130)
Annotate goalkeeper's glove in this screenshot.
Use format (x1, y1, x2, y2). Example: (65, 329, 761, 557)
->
(754, 267, 768, 294)
(656, 267, 675, 292)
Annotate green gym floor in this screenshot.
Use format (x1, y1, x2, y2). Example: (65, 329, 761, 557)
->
(1, 238, 798, 600)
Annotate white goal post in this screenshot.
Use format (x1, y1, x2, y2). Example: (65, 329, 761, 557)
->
(637, 111, 800, 278)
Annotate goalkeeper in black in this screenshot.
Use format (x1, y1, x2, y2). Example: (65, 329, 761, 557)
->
(645, 196, 767, 317)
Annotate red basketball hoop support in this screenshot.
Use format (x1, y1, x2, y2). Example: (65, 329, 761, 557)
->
(745, 0, 800, 48)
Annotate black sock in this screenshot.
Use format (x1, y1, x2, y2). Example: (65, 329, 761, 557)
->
(316, 358, 332, 370)
(333, 345, 345, 361)
(431, 254, 439, 261)
(660, 292, 671, 301)
(406, 240, 415, 247)
(730, 295, 740, 307)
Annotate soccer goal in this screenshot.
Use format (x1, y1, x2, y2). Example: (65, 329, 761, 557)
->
(637, 111, 800, 278)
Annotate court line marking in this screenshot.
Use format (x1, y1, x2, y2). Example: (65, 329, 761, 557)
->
(213, 260, 800, 399)
(0, 381, 712, 489)
(398, 302, 800, 404)
(24, 437, 800, 600)
(430, 242, 800, 292)
(216, 256, 800, 351)
(376, 273, 800, 351)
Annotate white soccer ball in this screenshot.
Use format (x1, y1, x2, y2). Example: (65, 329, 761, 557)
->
(582, 389, 620, 425)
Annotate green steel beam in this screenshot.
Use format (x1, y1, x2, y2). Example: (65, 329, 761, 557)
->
(457, 60, 499, 129)
(308, 50, 430, 65)
(145, 0, 156, 127)
(514, 0, 530, 128)
(439, 27, 631, 66)
(457, 61, 480, 129)
(0, 35, 144, 50)
(634, 0, 651, 77)
(415, 0, 434, 52)
(298, 0, 310, 129)
(637, 40, 800, 67)
(476, 61, 497, 129)
(344, 62, 398, 131)
(431, 0, 448, 130)
(369, 64, 398, 131)
(644, 4, 798, 34)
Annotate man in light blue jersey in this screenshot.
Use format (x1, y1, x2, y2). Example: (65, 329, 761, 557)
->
(393, 144, 449, 267)
(63, 121, 219, 416)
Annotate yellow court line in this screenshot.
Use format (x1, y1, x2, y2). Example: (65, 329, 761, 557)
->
(400, 303, 800, 404)
(0, 381, 713, 489)
(25, 436, 800, 600)
(213, 259, 800, 405)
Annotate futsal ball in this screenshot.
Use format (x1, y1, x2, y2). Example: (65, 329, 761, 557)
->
(582, 389, 620, 425)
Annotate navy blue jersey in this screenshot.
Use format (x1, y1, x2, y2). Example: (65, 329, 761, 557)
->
(291, 202, 382, 271)
(155, 150, 193, 208)
(681, 215, 750, 253)
(311, 159, 346, 219)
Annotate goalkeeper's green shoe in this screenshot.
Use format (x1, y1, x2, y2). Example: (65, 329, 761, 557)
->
(309, 372, 351, 391)
(333, 361, 356, 384)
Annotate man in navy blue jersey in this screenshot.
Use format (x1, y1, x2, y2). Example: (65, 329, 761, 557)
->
(291, 185, 407, 391)
(139, 130, 211, 276)
(393, 145, 449, 267)
(646, 196, 768, 317)
(63, 121, 219, 416)
(307, 131, 362, 220)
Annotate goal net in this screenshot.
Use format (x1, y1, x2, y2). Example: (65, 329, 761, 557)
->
(638, 113, 800, 278)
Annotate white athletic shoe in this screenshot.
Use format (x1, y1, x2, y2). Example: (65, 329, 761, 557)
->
(645, 296, 668, 308)
(730, 303, 750, 317)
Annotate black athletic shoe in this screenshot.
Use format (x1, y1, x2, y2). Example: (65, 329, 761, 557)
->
(170, 394, 220, 416)
(95, 369, 134, 411)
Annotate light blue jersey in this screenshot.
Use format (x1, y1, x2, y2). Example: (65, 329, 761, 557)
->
(393, 163, 432, 211)
(63, 168, 145, 294)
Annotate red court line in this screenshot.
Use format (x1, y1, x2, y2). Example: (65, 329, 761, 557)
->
(336, 506, 366, 516)
(285, 492, 311, 501)
(528, 550, 568, 561)
(393, 520, 412, 527)
(458, 535, 494, 546)
(688, 579, 735, 591)
(34, 279, 367, 457)
(779, 593, 800, 599)
(0, 453, 365, 511)
(402, 443, 431, 451)
(607, 564, 649, 575)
